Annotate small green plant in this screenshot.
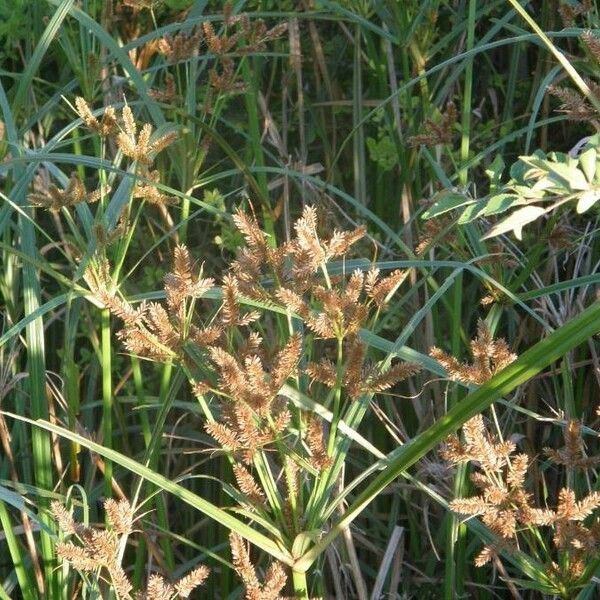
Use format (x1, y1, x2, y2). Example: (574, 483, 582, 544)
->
(424, 138, 600, 240)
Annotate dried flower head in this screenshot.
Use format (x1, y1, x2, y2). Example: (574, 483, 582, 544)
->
(158, 25, 202, 63)
(104, 498, 134, 535)
(174, 566, 210, 598)
(29, 172, 108, 212)
(133, 169, 178, 206)
(51, 500, 78, 536)
(408, 101, 457, 147)
(148, 73, 177, 103)
(441, 414, 515, 472)
(53, 496, 208, 598)
(445, 412, 600, 589)
(229, 533, 287, 600)
(203, 21, 241, 55)
(305, 414, 332, 470)
(582, 31, 600, 65)
(86, 245, 215, 362)
(558, 0, 592, 27)
(233, 463, 266, 506)
(209, 57, 246, 93)
(75, 97, 118, 136)
(53, 499, 134, 596)
(116, 106, 177, 165)
(548, 84, 599, 122)
(145, 573, 175, 599)
(544, 420, 600, 470)
(430, 320, 516, 385)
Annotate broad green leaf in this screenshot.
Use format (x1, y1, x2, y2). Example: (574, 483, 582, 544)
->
(579, 147, 597, 183)
(485, 154, 505, 192)
(576, 189, 600, 214)
(531, 175, 563, 193)
(483, 205, 547, 240)
(482, 192, 521, 216)
(422, 190, 473, 219)
(545, 161, 589, 190)
(457, 199, 488, 223)
(510, 183, 546, 199)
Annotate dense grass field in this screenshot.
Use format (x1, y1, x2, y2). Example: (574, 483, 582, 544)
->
(2, 0, 600, 598)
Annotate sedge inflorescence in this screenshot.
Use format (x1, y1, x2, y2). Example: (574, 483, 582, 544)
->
(83, 205, 420, 592)
(52, 498, 209, 599)
(433, 325, 600, 595)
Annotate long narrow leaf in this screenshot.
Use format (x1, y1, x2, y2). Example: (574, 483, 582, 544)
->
(1, 413, 294, 566)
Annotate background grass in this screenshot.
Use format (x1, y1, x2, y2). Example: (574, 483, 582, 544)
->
(1, 0, 600, 598)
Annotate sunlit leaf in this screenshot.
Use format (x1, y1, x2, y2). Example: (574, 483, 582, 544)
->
(482, 205, 547, 240)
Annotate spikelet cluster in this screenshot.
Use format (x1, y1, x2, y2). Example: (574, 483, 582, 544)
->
(548, 82, 600, 123)
(444, 415, 600, 591)
(408, 101, 457, 147)
(306, 337, 420, 401)
(158, 26, 203, 64)
(32, 98, 178, 214)
(28, 172, 108, 213)
(547, 30, 600, 124)
(544, 419, 600, 470)
(92, 205, 421, 571)
(52, 498, 133, 598)
(229, 533, 287, 600)
(149, 73, 177, 103)
(85, 245, 215, 361)
(52, 498, 209, 599)
(75, 96, 118, 136)
(557, 0, 593, 27)
(133, 169, 177, 206)
(152, 2, 286, 102)
(116, 105, 177, 166)
(414, 213, 454, 255)
(430, 319, 516, 385)
(76, 97, 177, 165)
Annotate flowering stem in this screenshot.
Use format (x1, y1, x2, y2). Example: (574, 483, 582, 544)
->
(327, 337, 345, 457)
(101, 308, 112, 499)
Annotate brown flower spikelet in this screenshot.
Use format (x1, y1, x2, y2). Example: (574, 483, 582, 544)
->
(431, 320, 516, 385)
(233, 463, 266, 505)
(229, 533, 287, 600)
(174, 566, 210, 597)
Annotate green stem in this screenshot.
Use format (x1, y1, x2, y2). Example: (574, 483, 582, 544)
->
(326, 337, 344, 456)
(152, 362, 175, 571)
(459, 0, 476, 185)
(101, 308, 112, 499)
(291, 568, 309, 599)
(240, 56, 274, 239)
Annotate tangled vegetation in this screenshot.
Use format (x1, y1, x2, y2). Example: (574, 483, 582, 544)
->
(2, 1, 600, 598)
